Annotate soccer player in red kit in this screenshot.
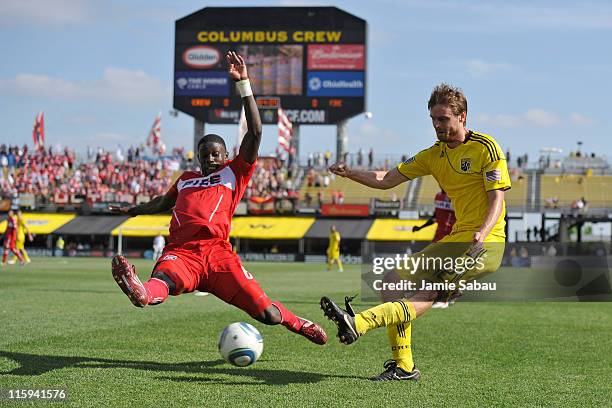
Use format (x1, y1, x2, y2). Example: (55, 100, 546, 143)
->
(413, 189, 459, 308)
(412, 189, 456, 242)
(109, 51, 327, 345)
(2, 209, 25, 266)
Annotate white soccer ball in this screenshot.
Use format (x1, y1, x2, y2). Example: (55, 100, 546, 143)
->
(218, 322, 263, 367)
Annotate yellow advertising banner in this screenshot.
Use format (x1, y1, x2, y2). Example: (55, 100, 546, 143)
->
(0, 213, 75, 234)
(111, 215, 171, 237)
(366, 219, 436, 241)
(230, 217, 315, 239)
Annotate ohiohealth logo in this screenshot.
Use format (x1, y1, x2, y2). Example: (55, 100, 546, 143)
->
(309, 77, 321, 91)
(321, 79, 363, 89)
(307, 71, 364, 97)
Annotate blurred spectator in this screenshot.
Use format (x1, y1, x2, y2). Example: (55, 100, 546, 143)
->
(545, 196, 559, 209)
(324, 150, 331, 167)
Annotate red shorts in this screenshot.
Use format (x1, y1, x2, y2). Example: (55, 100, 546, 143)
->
(152, 239, 271, 317)
(3, 233, 16, 250)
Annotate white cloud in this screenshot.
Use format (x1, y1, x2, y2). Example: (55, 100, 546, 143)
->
(474, 109, 570, 128)
(465, 59, 515, 78)
(0, 69, 170, 105)
(0, 0, 91, 26)
(569, 113, 595, 126)
(523, 109, 561, 127)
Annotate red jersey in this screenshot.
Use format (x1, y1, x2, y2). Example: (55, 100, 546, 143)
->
(4, 215, 17, 236)
(166, 153, 255, 245)
(433, 191, 456, 242)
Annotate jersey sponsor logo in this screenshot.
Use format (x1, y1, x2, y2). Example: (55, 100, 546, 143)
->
(177, 167, 236, 192)
(161, 254, 177, 261)
(485, 169, 502, 182)
(241, 265, 254, 280)
(460, 158, 472, 172)
(434, 199, 454, 211)
(403, 156, 415, 165)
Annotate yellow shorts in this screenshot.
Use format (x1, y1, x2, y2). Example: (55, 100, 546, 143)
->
(15, 240, 25, 251)
(327, 249, 340, 260)
(397, 230, 505, 288)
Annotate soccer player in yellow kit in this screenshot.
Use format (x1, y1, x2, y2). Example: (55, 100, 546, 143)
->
(321, 84, 511, 381)
(326, 225, 344, 272)
(10, 210, 32, 264)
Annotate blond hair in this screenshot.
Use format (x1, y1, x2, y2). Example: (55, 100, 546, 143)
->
(428, 83, 467, 116)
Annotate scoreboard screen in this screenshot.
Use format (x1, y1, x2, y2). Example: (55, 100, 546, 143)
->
(174, 7, 366, 124)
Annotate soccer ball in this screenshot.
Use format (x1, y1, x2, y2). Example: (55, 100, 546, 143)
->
(218, 322, 263, 367)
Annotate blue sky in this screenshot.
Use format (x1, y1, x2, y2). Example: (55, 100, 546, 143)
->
(1, 0, 610, 163)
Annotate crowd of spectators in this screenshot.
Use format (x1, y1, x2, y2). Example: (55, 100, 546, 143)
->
(245, 157, 298, 210)
(0, 144, 181, 207)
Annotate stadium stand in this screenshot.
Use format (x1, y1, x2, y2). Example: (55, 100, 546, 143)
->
(299, 169, 407, 206)
(540, 174, 612, 211)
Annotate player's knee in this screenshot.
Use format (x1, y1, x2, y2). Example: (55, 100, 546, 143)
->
(254, 306, 282, 325)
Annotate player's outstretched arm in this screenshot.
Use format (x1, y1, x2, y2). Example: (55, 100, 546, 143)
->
(328, 162, 408, 190)
(109, 193, 176, 217)
(227, 51, 262, 164)
(413, 215, 435, 232)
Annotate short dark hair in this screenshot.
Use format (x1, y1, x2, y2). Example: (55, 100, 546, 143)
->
(427, 83, 467, 116)
(197, 134, 227, 151)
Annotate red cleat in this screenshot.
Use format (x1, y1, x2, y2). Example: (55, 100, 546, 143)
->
(297, 318, 328, 345)
(111, 255, 148, 307)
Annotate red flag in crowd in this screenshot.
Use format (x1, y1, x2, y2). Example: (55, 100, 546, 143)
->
(277, 108, 292, 153)
(146, 112, 164, 155)
(32, 111, 45, 149)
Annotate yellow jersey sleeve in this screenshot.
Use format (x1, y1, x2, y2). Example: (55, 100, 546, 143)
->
(396, 147, 433, 179)
(472, 133, 511, 192)
(483, 159, 511, 191)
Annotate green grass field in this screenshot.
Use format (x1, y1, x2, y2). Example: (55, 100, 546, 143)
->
(1, 259, 611, 407)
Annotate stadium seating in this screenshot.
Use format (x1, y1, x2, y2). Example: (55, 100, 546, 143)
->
(540, 174, 612, 210)
(299, 171, 407, 205)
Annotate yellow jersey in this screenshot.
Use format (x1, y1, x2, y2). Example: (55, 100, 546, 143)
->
(328, 231, 341, 250)
(397, 131, 511, 237)
(16, 216, 28, 242)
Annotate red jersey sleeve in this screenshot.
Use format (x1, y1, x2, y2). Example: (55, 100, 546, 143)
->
(166, 175, 180, 200)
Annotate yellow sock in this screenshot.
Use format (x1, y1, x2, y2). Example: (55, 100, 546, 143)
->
(22, 250, 31, 263)
(354, 300, 416, 335)
(387, 323, 414, 372)
(337, 258, 344, 271)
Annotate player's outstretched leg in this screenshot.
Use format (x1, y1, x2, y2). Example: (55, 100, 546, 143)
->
(266, 301, 328, 345)
(112, 255, 148, 307)
(320, 296, 359, 344)
(111, 255, 170, 308)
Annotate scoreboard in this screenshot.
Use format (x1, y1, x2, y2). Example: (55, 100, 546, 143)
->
(174, 7, 366, 125)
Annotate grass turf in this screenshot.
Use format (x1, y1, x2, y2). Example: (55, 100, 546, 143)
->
(1, 258, 611, 407)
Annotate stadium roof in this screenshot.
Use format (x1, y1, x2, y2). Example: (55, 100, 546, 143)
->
(304, 219, 374, 239)
(55, 215, 129, 235)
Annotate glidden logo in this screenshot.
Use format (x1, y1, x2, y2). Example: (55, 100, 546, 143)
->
(183, 46, 220, 68)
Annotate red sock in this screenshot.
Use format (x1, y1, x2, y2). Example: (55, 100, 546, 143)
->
(13, 250, 24, 263)
(1, 250, 7, 264)
(271, 301, 303, 332)
(144, 278, 169, 305)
